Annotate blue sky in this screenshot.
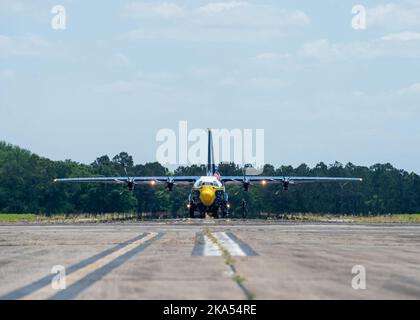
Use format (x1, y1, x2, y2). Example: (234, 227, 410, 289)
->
(1, 0, 420, 172)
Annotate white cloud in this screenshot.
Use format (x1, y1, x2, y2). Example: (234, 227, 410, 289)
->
(136, 71, 179, 81)
(188, 67, 220, 78)
(367, 1, 420, 30)
(128, 27, 302, 43)
(198, 1, 248, 14)
(95, 71, 180, 94)
(95, 80, 139, 94)
(352, 90, 365, 97)
(0, 34, 50, 56)
(220, 76, 289, 89)
(255, 52, 290, 60)
(125, 2, 310, 43)
(299, 36, 420, 62)
(112, 53, 130, 67)
(124, 2, 185, 19)
(381, 31, 420, 41)
(300, 39, 345, 61)
(154, 2, 185, 17)
(248, 52, 300, 72)
(397, 83, 420, 94)
(0, 35, 12, 51)
(0, 0, 27, 15)
(0, 69, 16, 79)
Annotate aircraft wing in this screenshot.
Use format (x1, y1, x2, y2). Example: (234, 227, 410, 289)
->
(133, 176, 199, 185)
(54, 176, 199, 185)
(221, 176, 363, 185)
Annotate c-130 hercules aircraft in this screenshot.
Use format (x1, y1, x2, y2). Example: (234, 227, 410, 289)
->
(55, 129, 362, 218)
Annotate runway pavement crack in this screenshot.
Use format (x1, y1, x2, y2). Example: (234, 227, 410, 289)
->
(203, 228, 255, 300)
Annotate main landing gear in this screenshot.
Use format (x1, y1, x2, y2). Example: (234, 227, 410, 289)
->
(221, 203, 230, 219)
(188, 203, 230, 219)
(241, 199, 248, 219)
(188, 203, 196, 219)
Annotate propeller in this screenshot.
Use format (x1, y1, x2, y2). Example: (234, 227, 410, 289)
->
(280, 166, 290, 191)
(166, 177, 175, 192)
(243, 164, 251, 192)
(243, 179, 250, 192)
(124, 167, 135, 192)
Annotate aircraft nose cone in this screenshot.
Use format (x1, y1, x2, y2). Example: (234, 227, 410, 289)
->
(200, 186, 216, 207)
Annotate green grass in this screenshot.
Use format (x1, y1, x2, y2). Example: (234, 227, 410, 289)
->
(1, 213, 420, 224)
(353, 214, 420, 223)
(0, 214, 37, 221)
(0, 213, 139, 223)
(277, 213, 420, 224)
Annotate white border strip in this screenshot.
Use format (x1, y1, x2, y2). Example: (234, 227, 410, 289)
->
(203, 235, 223, 256)
(213, 232, 247, 257)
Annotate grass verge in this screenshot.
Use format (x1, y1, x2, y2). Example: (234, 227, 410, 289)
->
(0, 213, 140, 224)
(1, 213, 420, 224)
(274, 213, 420, 224)
(0, 214, 37, 221)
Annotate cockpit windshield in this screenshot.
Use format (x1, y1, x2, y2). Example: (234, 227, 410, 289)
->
(194, 180, 222, 188)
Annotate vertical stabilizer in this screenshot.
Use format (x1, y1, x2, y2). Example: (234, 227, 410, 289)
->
(207, 129, 216, 176)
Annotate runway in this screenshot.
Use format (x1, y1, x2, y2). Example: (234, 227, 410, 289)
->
(1, 221, 420, 300)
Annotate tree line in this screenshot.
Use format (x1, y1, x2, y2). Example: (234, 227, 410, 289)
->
(1, 141, 420, 216)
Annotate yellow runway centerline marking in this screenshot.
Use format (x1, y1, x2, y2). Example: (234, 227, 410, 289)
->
(21, 232, 159, 300)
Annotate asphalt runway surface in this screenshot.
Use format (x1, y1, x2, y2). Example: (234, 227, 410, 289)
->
(0, 221, 419, 300)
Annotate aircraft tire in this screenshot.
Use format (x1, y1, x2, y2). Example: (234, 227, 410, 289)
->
(189, 204, 195, 218)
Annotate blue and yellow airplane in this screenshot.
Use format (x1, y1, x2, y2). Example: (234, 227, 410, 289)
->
(55, 129, 362, 218)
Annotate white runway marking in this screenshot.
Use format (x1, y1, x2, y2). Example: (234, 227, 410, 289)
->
(213, 232, 247, 256)
(203, 235, 223, 256)
(21, 232, 159, 300)
(201, 232, 248, 257)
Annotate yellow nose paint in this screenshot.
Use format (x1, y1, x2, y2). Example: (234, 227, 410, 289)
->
(200, 186, 216, 207)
